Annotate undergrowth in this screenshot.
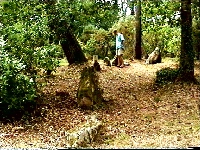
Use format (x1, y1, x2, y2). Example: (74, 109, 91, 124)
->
(155, 67, 179, 85)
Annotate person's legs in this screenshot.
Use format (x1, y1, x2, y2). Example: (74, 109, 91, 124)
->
(117, 56, 120, 67)
(116, 49, 120, 67)
(116, 49, 124, 67)
(119, 55, 124, 67)
(119, 48, 124, 67)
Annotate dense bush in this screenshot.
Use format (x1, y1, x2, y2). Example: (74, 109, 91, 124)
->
(111, 15, 136, 59)
(0, 1, 62, 121)
(80, 14, 182, 60)
(155, 67, 179, 85)
(36, 44, 62, 75)
(0, 50, 37, 120)
(143, 26, 181, 58)
(80, 16, 136, 59)
(82, 28, 114, 59)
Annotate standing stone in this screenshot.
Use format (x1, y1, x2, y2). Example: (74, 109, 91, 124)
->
(66, 114, 103, 148)
(77, 66, 104, 109)
(146, 47, 161, 64)
(93, 55, 101, 71)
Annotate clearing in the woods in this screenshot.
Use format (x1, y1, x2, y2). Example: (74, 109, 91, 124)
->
(0, 58, 200, 148)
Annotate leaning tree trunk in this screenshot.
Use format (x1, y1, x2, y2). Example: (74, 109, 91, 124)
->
(179, 0, 195, 81)
(134, 0, 142, 59)
(59, 24, 88, 65)
(44, 0, 87, 65)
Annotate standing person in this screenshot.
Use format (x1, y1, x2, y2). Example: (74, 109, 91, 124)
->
(113, 29, 125, 68)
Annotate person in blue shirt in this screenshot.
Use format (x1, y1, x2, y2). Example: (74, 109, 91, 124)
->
(113, 29, 125, 68)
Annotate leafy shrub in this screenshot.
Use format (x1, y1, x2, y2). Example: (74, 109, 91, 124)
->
(81, 28, 114, 59)
(0, 1, 63, 121)
(111, 15, 136, 59)
(0, 50, 37, 121)
(155, 67, 179, 84)
(1, 1, 62, 76)
(36, 44, 62, 74)
(79, 24, 97, 45)
(80, 16, 136, 60)
(143, 26, 181, 58)
(84, 38, 97, 57)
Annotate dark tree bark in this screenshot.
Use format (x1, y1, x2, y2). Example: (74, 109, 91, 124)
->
(59, 24, 88, 65)
(179, 0, 195, 81)
(134, 0, 142, 59)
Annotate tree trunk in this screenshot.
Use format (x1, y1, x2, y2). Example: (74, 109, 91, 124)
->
(179, 0, 195, 81)
(134, 0, 142, 59)
(59, 25, 88, 65)
(44, 0, 87, 65)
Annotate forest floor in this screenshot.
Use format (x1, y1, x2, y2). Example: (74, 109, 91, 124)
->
(0, 58, 200, 149)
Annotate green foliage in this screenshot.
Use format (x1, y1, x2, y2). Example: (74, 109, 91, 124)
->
(0, 0, 62, 120)
(36, 44, 62, 73)
(82, 28, 113, 59)
(155, 67, 179, 85)
(111, 15, 136, 58)
(192, 20, 200, 59)
(142, 0, 180, 29)
(138, 0, 181, 58)
(143, 25, 181, 57)
(84, 38, 97, 56)
(1, 0, 61, 75)
(79, 25, 97, 44)
(0, 50, 37, 120)
(43, 0, 119, 59)
(48, 0, 119, 38)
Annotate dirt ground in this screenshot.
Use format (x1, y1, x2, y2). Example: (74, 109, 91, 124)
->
(0, 58, 200, 149)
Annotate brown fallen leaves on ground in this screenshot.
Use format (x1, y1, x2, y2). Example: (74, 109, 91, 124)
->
(0, 58, 200, 148)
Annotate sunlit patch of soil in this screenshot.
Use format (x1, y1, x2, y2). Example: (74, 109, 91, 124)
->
(0, 58, 199, 148)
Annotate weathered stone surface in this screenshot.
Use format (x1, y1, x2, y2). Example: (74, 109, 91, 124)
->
(77, 66, 104, 109)
(12, 126, 24, 132)
(146, 47, 161, 64)
(65, 114, 103, 148)
(104, 56, 130, 67)
(104, 57, 111, 66)
(93, 60, 101, 71)
(111, 55, 118, 66)
(104, 55, 118, 66)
